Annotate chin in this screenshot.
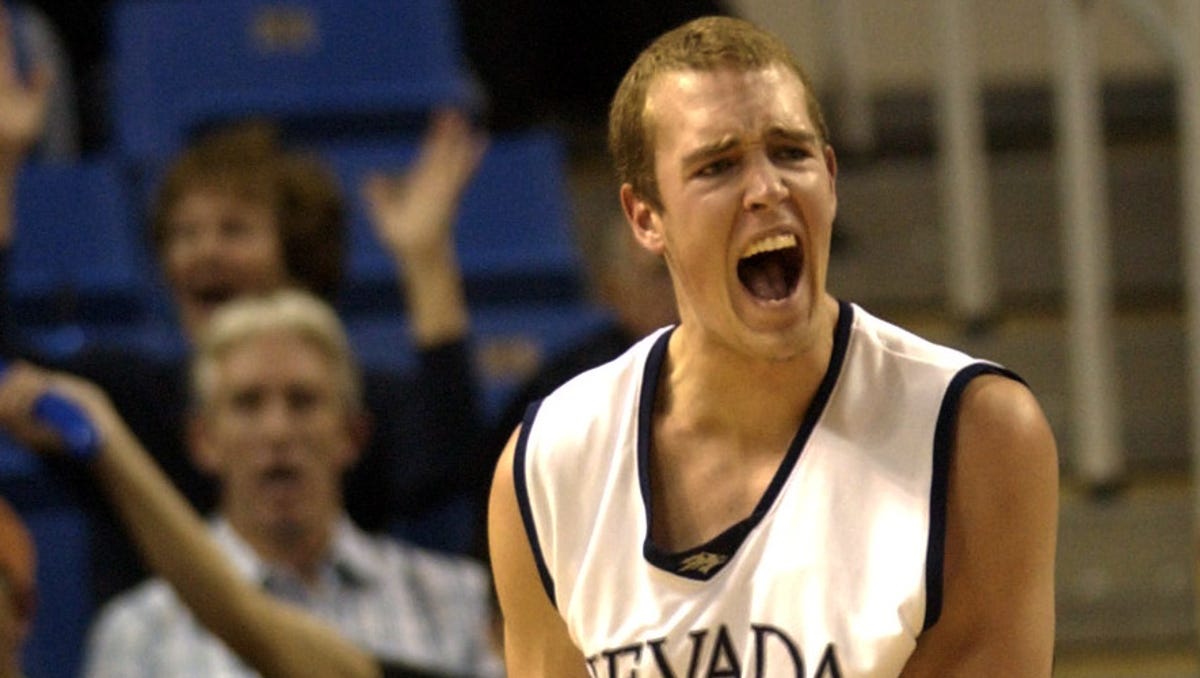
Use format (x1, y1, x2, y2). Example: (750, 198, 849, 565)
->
(263, 515, 310, 542)
(257, 501, 306, 529)
(734, 306, 827, 356)
(743, 332, 807, 363)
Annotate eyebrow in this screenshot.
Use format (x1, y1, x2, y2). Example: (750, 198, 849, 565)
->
(681, 127, 822, 168)
(681, 136, 739, 169)
(769, 127, 821, 146)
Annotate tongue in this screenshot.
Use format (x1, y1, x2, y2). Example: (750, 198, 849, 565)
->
(739, 252, 793, 301)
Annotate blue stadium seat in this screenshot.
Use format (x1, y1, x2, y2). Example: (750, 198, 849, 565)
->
(1, 437, 92, 678)
(110, 0, 478, 162)
(8, 158, 171, 360)
(341, 313, 418, 376)
(318, 127, 588, 315)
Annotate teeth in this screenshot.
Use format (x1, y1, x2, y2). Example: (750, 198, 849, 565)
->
(741, 233, 797, 258)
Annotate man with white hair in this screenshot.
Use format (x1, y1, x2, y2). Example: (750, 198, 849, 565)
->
(24, 289, 502, 677)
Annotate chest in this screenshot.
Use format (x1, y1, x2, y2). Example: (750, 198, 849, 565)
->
(647, 430, 791, 552)
(563, 444, 931, 678)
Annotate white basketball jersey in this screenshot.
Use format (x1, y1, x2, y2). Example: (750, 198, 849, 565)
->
(515, 301, 1017, 678)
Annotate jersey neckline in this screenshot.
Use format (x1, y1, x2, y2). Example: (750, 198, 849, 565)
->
(637, 300, 856, 580)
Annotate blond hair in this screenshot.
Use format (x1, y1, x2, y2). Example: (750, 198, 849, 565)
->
(191, 288, 362, 413)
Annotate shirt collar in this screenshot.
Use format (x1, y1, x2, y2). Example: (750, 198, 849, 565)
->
(210, 516, 385, 590)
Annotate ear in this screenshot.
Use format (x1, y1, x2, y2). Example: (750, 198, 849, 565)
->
(335, 411, 369, 470)
(187, 411, 223, 476)
(824, 144, 839, 205)
(620, 184, 665, 256)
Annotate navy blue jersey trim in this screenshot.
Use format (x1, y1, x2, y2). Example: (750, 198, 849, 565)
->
(924, 363, 1024, 631)
(637, 327, 675, 558)
(513, 399, 557, 608)
(640, 301, 855, 580)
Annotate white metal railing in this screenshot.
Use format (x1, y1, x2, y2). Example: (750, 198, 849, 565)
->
(823, 0, 877, 155)
(1174, 0, 1200, 579)
(821, 0, 999, 323)
(1049, 0, 1200, 498)
(934, 0, 999, 326)
(826, 1, 1198, 497)
(1048, 0, 1126, 488)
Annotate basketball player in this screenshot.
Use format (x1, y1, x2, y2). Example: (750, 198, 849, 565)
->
(488, 16, 1057, 677)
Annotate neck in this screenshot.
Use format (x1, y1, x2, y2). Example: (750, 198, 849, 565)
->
(227, 513, 336, 585)
(663, 299, 840, 443)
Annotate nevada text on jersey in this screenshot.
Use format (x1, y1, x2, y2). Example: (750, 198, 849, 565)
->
(584, 624, 844, 678)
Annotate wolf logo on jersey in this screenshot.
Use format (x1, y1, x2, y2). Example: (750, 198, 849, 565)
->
(677, 552, 729, 576)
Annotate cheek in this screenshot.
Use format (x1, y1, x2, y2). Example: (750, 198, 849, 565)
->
(800, 172, 836, 218)
(235, 237, 289, 284)
(162, 245, 192, 287)
(206, 418, 256, 462)
(163, 246, 184, 272)
(661, 244, 721, 314)
(324, 425, 358, 469)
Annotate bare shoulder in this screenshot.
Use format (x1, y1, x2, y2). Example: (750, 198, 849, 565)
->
(901, 373, 1058, 677)
(956, 373, 1058, 485)
(488, 426, 590, 678)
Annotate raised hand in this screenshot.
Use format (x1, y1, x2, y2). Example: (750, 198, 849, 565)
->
(0, 362, 114, 459)
(361, 109, 487, 262)
(0, 3, 52, 163)
(0, 361, 61, 452)
(361, 109, 487, 346)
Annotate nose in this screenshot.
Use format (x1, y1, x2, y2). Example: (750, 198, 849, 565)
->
(258, 397, 294, 442)
(173, 225, 221, 265)
(194, 226, 228, 260)
(742, 153, 787, 212)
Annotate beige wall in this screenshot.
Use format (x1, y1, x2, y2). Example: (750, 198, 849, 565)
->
(729, 0, 1173, 93)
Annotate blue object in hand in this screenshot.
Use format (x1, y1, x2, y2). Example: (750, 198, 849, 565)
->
(33, 393, 101, 462)
(0, 359, 101, 461)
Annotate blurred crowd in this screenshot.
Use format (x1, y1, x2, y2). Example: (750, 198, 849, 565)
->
(0, 0, 723, 676)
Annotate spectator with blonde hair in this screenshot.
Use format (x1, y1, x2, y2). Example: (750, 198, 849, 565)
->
(0, 289, 500, 677)
(1, 69, 488, 605)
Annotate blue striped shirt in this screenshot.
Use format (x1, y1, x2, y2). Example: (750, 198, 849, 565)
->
(83, 517, 503, 677)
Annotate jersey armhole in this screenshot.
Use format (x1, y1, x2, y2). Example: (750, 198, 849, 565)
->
(513, 399, 558, 609)
(924, 363, 1025, 631)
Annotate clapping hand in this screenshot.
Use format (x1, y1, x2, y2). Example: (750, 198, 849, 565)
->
(0, 3, 52, 162)
(362, 109, 488, 262)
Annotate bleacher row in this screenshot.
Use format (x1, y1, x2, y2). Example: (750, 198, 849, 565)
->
(3, 2, 612, 676)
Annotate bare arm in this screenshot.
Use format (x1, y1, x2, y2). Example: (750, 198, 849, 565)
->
(900, 374, 1058, 677)
(362, 109, 486, 347)
(0, 364, 382, 678)
(0, 2, 52, 248)
(488, 428, 591, 677)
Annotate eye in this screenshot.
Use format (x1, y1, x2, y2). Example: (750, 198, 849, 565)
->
(229, 388, 263, 413)
(220, 217, 253, 239)
(696, 157, 735, 178)
(167, 220, 199, 244)
(286, 386, 320, 413)
(773, 144, 815, 163)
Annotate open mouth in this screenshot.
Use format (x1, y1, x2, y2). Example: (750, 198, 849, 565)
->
(737, 234, 802, 302)
(197, 286, 234, 305)
(192, 284, 236, 309)
(260, 464, 303, 489)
